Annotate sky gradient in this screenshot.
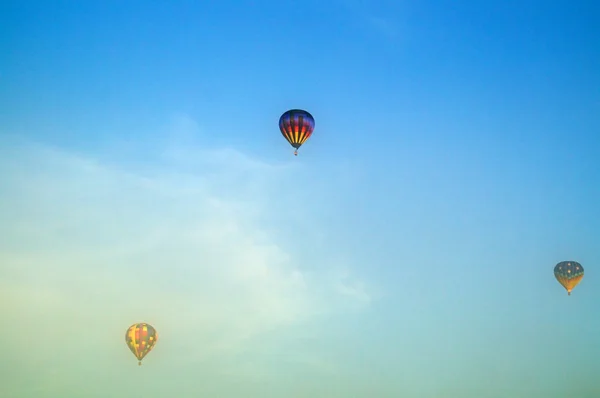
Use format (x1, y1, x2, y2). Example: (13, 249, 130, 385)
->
(1, 1, 599, 397)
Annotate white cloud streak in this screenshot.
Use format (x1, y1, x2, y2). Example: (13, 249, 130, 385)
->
(0, 116, 375, 395)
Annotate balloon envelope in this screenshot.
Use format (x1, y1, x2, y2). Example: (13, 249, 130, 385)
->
(279, 109, 315, 155)
(125, 322, 158, 365)
(554, 261, 584, 295)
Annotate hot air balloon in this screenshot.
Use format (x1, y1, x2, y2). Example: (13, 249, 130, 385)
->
(279, 109, 315, 156)
(554, 261, 584, 295)
(125, 322, 158, 365)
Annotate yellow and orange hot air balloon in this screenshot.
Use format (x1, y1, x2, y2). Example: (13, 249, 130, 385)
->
(125, 322, 158, 365)
(554, 261, 584, 296)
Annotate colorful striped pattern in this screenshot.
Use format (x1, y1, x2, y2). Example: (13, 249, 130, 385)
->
(125, 322, 158, 365)
(554, 261, 584, 295)
(279, 109, 315, 155)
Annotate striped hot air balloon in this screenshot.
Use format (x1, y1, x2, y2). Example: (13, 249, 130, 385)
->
(279, 109, 315, 156)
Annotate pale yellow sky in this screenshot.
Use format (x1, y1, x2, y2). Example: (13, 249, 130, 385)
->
(0, 136, 374, 397)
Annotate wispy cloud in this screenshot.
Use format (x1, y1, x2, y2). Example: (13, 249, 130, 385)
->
(335, 271, 373, 306)
(368, 16, 398, 38)
(335, 0, 401, 39)
(0, 115, 375, 394)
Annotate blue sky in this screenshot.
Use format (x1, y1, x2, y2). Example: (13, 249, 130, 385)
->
(1, 1, 599, 397)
